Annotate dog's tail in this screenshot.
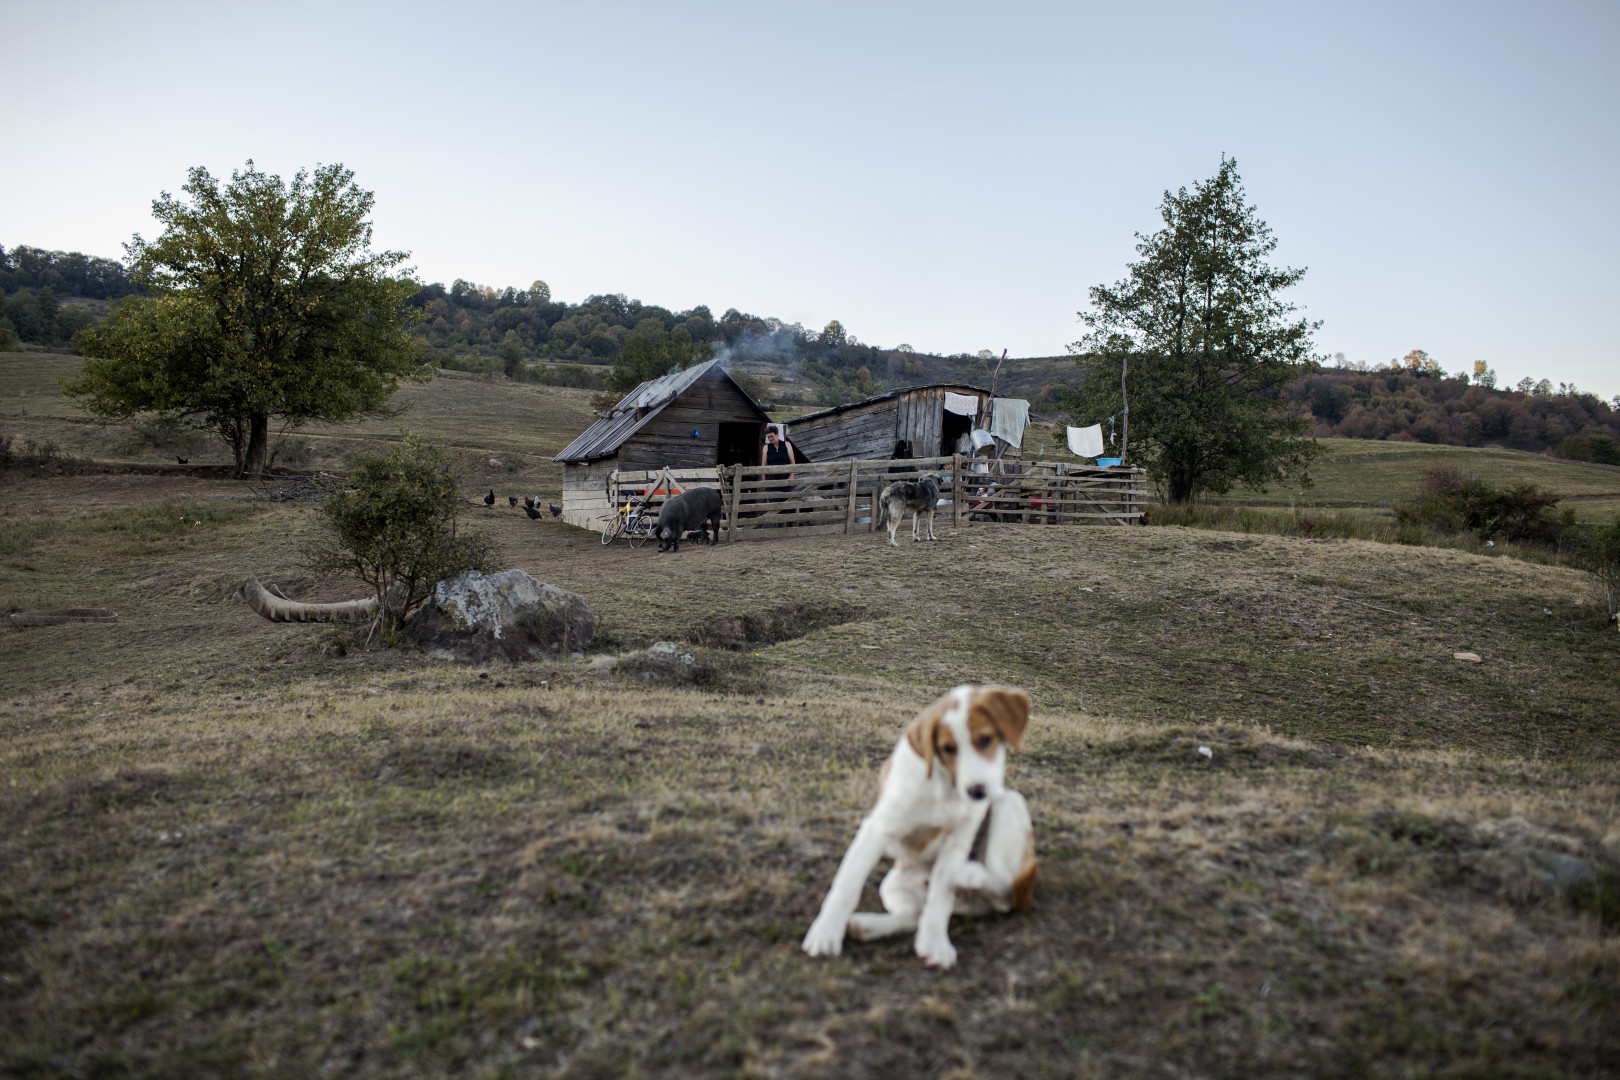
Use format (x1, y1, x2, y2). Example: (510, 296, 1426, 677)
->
(875, 482, 893, 526)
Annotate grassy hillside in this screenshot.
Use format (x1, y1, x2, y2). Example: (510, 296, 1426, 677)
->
(0, 352, 601, 502)
(9, 351, 1618, 527)
(2, 410, 1618, 1076)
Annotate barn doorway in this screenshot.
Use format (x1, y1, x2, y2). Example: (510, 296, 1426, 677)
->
(717, 422, 763, 467)
(940, 407, 974, 456)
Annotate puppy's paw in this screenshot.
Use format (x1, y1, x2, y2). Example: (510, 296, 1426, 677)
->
(801, 915, 845, 957)
(914, 929, 957, 969)
(953, 860, 993, 891)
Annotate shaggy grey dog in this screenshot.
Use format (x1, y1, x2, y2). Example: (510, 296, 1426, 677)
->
(876, 473, 942, 548)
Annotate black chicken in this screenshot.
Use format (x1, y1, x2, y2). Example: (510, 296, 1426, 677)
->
(483, 489, 495, 508)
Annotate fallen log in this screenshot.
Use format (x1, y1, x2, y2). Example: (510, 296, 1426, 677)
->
(239, 576, 378, 623)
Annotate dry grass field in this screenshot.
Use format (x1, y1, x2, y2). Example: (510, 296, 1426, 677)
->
(2, 352, 1619, 1078)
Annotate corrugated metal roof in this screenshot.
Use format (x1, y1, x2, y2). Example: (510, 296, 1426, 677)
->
(785, 383, 992, 427)
(553, 359, 766, 462)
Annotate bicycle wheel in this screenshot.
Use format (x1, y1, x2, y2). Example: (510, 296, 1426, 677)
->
(601, 514, 622, 545)
(628, 514, 652, 548)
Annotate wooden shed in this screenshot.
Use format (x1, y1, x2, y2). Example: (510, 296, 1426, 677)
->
(784, 384, 1018, 463)
(552, 359, 769, 529)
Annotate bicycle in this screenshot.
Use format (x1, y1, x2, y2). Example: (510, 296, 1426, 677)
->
(601, 492, 656, 547)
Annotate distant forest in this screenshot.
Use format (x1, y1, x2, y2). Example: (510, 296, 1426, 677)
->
(405, 278, 981, 405)
(6, 246, 1617, 462)
(0, 245, 138, 349)
(1293, 368, 1620, 462)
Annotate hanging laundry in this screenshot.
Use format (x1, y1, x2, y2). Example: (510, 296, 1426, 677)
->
(944, 391, 979, 417)
(1067, 424, 1104, 458)
(990, 398, 1029, 448)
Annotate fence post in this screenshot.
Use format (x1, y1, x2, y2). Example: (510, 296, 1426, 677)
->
(950, 454, 958, 527)
(727, 464, 741, 542)
(844, 458, 858, 534)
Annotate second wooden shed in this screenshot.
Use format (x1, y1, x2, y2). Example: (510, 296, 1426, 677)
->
(784, 384, 1011, 462)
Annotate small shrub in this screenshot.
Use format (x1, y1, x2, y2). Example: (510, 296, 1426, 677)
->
(1563, 513, 1620, 630)
(307, 431, 495, 633)
(1395, 466, 1569, 544)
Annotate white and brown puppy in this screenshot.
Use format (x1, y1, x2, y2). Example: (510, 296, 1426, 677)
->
(802, 685, 1037, 969)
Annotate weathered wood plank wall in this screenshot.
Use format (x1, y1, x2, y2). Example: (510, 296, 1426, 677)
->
(786, 399, 899, 462)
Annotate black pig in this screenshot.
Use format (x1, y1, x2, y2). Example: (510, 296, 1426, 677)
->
(655, 487, 723, 552)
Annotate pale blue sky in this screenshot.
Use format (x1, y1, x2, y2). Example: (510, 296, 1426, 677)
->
(4, 0, 1616, 396)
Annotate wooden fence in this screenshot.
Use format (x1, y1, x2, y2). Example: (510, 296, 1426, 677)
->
(605, 456, 1143, 541)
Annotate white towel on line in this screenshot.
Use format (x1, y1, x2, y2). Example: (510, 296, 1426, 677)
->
(989, 398, 1029, 448)
(944, 391, 979, 417)
(1067, 424, 1104, 458)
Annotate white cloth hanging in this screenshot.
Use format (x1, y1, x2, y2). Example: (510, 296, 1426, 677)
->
(989, 398, 1029, 448)
(969, 428, 995, 450)
(1067, 424, 1104, 458)
(944, 391, 979, 417)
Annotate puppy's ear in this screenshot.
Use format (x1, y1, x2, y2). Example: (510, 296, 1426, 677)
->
(977, 686, 1031, 751)
(905, 696, 949, 777)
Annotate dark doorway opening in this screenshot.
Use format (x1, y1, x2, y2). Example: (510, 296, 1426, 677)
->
(940, 408, 974, 456)
(718, 422, 764, 467)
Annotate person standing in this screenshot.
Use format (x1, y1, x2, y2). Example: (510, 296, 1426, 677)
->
(761, 424, 796, 507)
(761, 425, 796, 473)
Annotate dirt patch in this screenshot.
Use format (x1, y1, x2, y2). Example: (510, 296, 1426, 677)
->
(684, 600, 863, 650)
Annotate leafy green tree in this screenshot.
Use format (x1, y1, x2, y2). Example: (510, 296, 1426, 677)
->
(307, 432, 494, 634)
(498, 329, 525, 377)
(608, 327, 710, 391)
(1064, 158, 1321, 503)
(66, 161, 421, 476)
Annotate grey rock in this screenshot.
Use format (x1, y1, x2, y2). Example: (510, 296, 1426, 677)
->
(404, 569, 595, 663)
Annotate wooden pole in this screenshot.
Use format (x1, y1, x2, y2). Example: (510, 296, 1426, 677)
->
(953, 453, 963, 528)
(727, 464, 741, 542)
(1119, 352, 1129, 460)
(844, 458, 858, 534)
(870, 463, 880, 532)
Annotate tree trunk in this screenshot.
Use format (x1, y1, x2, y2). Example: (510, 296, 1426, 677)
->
(1168, 467, 1194, 504)
(241, 413, 270, 477)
